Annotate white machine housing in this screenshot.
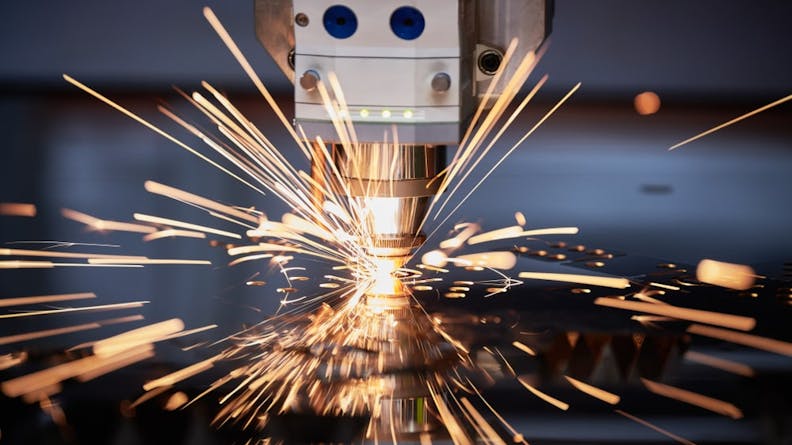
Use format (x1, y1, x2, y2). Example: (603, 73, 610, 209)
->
(292, 0, 475, 144)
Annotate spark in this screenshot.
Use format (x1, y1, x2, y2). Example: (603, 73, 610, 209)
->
(517, 376, 569, 411)
(0, 248, 146, 261)
(440, 223, 481, 249)
(0, 318, 141, 347)
(87, 258, 211, 266)
(5, 240, 121, 249)
(76, 346, 157, 383)
(93, 319, 185, 357)
(512, 341, 536, 356)
(668, 92, 792, 150)
(563, 375, 620, 405)
(518, 272, 629, 289)
(695, 259, 756, 291)
(228, 253, 273, 267)
(647, 281, 680, 291)
(469, 226, 579, 245)
(142, 228, 207, 241)
(641, 378, 743, 419)
(2, 345, 155, 398)
(130, 385, 172, 409)
(614, 409, 695, 445)
(143, 354, 221, 391)
(683, 350, 755, 378)
(62, 75, 267, 196)
(0, 301, 148, 319)
(201, 7, 310, 159)
(144, 181, 260, 225)
(687, 323, 792, 357)
(453, 252, 517, 270)
(425, 82, 582, 245)
(164, 391, 190, 411)
(594, 297, 756, 331)
(0, 292, 96, 308)
(460, 397, 508, 445)
(0, 203, 36, 217)
(62, 208, 157, 233)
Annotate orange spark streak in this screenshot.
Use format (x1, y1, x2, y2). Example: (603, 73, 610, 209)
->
(142, 229, 207, 241)
(439, 223, 481, 249)
(93, 319, 185, 357)
(453, 252, 517, 270)
(614, 409, 696, 445)
(159, 324, 218, 342)
(76, 345, 156, 382)
(564, 375, 620, 405)
(594, 297, 755, 331)
(433, 58, 544, 220)
(641, 378, 743, 419)
(0, 261, 143, 269)
(468, 226, 579, 245)
(62, 75, 266, 196)
(0, 260, 53, 269)
(648, 281, 680, 291)
(0, 203, 36, 217)
(164, 392, 189, 411)
(460, 397, 507, 445)
(518, 272, 629, 289)
(61, 208, 157, 233)
(427, 384, 474, 445)
(467, 226, 523, 245)
(130, 385, 172, 409)
(687, 324, 792, 357)
(669, 92, 792, 150)
(0, 248, 147, 261)
(518, 377, 569, 410)
(465, 377, 526, 443)
(0, 323, 100, 346)
(88, 258, 211, 266)
(684, 350, 755, 378)
(512, 341, 536, 356)
(2, 345, 154, 398)
(424, 83, 582, 248)
(0, 301, 148, 319)
(142, 355, 221, 391)
(144, 181, 260, 224)
(0, 292, 95, 308)
(202, 7, 311, 159)
(228, 253, 273, 267)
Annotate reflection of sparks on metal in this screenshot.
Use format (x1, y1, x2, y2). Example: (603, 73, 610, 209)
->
(696, 258, 756, 290)
(1, 6, 790, 445)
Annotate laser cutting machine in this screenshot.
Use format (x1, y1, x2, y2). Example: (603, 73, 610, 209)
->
(255, 0, 552, 258)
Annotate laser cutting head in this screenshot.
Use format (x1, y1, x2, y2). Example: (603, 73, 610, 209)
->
(256, 0, 552, 256)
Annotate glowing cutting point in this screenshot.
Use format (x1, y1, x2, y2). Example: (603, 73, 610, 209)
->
(366, 257, 405, 296)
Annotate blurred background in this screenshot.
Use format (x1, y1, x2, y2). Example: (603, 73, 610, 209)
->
(1, 1, 791, 444)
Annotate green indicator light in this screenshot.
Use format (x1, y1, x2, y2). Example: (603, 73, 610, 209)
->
(381, 109, 392, 118)
(403, 109, 414, 118)
(359, 108, 370, 118)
